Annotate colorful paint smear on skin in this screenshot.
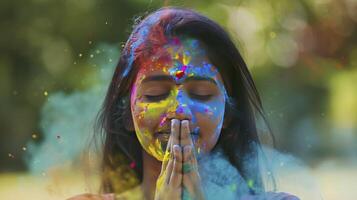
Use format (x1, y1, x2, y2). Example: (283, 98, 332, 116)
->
(130, 36, 228, 161)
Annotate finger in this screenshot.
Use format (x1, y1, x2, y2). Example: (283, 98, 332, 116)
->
(160, 119, 178, 176)
(158, 119, 179, 183)
(182, 144, 205, 200)
(180, 120, 194, 147)
(183, 146, 198, 178)
(171, 119, 180, 149)
(183, 176, 196, 199)
(183, 170, 204, 200)
(156, 159, 175, 192)
(191, 146, 198, 167)
(182, 145, 195, 195)
(164, 157, 174, 185)
(180, 120, 200, 163)
(183, 145, 192, 163)
(169, 144, 182, 188)
(157, 138, 173, 188)
(159, 131, 173, 175)
(183, 146, 201, 186)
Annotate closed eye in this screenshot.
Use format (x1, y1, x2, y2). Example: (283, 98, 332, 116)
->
(144, 93, 169, 102)
(189, 93, 213, 101)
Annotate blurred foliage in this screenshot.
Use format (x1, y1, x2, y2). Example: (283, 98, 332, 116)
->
(0, 0, 356, 171)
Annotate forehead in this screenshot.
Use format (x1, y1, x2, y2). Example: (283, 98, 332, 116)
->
(136, 37, 223, 83)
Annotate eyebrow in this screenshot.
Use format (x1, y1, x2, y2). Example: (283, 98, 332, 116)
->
(142, 75, 173, 83)
(141, 75, 217, 85)
(185, 76, 217, 85)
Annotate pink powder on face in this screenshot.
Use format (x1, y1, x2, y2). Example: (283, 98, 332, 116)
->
(175, 70, 185, 79)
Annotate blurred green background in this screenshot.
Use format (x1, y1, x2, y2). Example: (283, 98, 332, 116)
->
(0, 0, 356, 199)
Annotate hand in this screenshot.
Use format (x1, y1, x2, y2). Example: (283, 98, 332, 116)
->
(154, 119, 183, 200)
(241, 192, 300, 200)
(180, 120, 205, 200)
(154, 119, 205, 200)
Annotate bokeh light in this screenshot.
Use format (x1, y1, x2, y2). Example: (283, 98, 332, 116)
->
(0, 0, 356, 199)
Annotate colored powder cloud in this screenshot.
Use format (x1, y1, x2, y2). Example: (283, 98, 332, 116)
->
(25, 43, 118, 174)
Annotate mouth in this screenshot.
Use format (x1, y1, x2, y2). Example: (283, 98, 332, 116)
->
(155, 127, 200, 140)
(155, 129, 200, 153)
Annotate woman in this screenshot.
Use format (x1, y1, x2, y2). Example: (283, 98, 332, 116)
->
(69, 7, 299, 200)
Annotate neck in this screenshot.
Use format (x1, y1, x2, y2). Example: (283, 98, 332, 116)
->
(141, 150, 162, 200)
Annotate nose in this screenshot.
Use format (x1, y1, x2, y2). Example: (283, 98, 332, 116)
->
(166, 89, 193, 121)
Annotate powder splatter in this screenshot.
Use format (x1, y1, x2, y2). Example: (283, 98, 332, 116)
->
(26, 43, 119, 174)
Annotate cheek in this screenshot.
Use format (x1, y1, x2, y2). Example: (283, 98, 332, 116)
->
(131, 95, 176, 131)
(191, 97, 225, 127)
(191, 98, 225, 150)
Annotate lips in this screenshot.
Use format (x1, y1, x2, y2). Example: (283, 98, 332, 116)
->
(156, 124, 200, 135)
(155, 127, 200, 139)
(155, 129, 200, 151)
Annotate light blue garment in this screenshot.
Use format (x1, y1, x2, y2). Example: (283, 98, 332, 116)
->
(186, 148, 251, 200)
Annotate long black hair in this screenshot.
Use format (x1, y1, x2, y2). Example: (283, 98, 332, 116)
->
(95, 7, 274, 194)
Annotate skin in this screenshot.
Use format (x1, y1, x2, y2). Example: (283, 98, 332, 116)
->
(152, 119, 204, 200)
(130, 37, 227, 162)
(130, 37, 226, 199)
(68, 37, 300, 200)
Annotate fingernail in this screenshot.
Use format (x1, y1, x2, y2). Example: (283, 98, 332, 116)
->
(184, 145, 191, 154)
(173, 144, 180, 152)
(171, 119, 176, 131)
(181, 120, 189, 126)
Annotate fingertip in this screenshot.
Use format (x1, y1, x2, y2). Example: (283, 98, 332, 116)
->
(171, 119, 180, 139)
(173, 144, 183, 163)
(184, 145, 192, 154)
(171, 119, 179, 126)
(173, 144, 181, 156)
(181, 119, 189, 126)
(181, 120, 190, 131)
(183, 145, 192, 162)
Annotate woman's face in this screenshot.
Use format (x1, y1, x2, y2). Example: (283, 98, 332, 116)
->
(130, 37, 227, 161)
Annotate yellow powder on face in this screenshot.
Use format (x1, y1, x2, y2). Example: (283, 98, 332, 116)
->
(182, 51, 191, 66)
